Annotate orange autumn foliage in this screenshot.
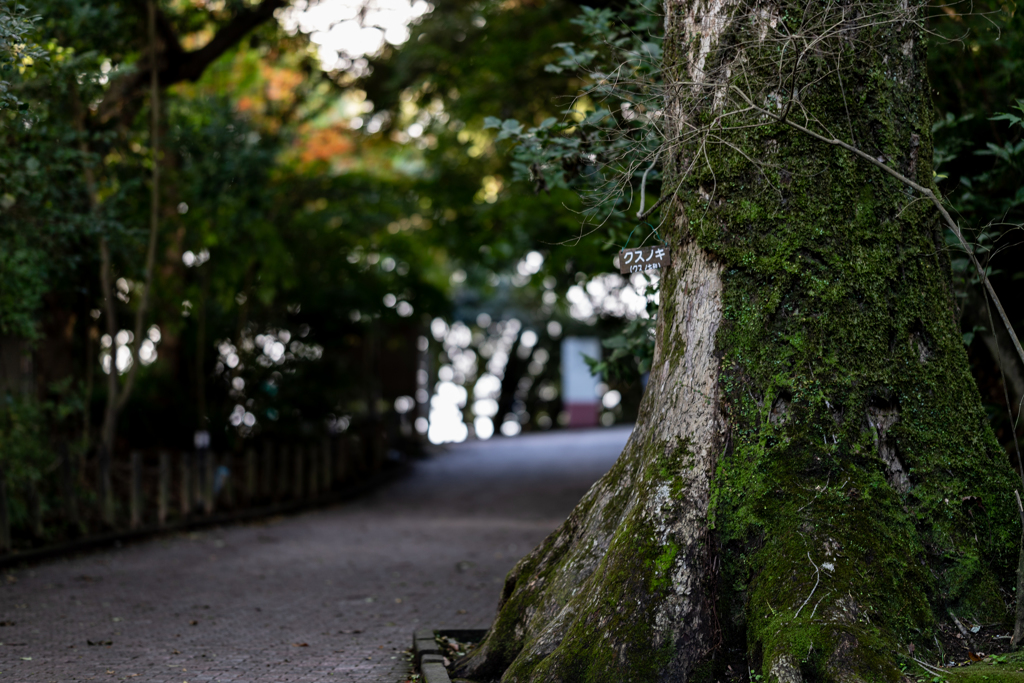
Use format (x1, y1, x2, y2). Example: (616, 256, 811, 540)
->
(263, 64, 304, 102)
(298, 125, 356, 164)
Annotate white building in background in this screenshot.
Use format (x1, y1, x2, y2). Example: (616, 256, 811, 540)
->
(560, 337, 601, 428)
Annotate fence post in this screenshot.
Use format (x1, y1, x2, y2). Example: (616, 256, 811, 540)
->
(223, 452, 235, 508)
(26, 479, 43, 538)
(373, 425, 385, 472)
(193, 431, 210, 515)
(321, 436, 332, 493)
(245, 448, 257, 503)
(308, 443, 319, 497)
(261, 442, 273, 501)
(98, 443, 114, 527)
(204, 452, 215, 515)
(352, 434, 365, 475)
(0, 469, 9, 553)
(293, 445, 305, 499)
(60, 442, 80, 528)
(179, 451, 191, 517)
(194, 450, 204, 509)
(277, 445, 289, 501)
(130, 451, 143, 530)
(335, 436, 348, 484)
(158, 451, 169, 527)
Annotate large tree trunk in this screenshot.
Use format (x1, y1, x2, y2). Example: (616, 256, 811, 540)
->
(456, 0, 1021, 680)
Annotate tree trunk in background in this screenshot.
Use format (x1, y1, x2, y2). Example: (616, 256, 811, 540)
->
(196, 264, 209, 430)
(98, 237, 117, 527)
(95, 2, 164, 526)
(496, 333, 527, 432)
(456, 0, 1021, 680)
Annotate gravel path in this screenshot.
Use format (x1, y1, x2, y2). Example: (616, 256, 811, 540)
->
(0, 427, 629, 683)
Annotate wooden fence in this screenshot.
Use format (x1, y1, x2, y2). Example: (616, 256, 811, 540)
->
(0, 428, 392, 555)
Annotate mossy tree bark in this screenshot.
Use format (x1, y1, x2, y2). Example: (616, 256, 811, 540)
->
(455, 0, 1022, 681)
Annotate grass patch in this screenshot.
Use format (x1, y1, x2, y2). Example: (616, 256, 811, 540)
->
(909, 652, 1024, 682)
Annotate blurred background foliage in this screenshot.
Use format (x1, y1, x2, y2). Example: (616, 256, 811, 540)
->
(928, 0, 1023, 450)
(0, 0, 1021, 540)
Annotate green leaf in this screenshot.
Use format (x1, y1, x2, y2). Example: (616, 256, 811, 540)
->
(640, 42, 661, 59)
(990, 112, 1023, 128)
(602, 334, 629, 349)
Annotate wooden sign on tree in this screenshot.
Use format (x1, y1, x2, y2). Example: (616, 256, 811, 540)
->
(617, 246, 670, 274)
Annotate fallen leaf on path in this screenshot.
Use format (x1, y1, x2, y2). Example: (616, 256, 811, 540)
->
(189, 620, 198, 626)
(292, 643, 309, 647)
(87, 640, 113, 646)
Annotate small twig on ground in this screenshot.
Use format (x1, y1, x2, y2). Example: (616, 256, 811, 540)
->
(912, 657, 949, 679)
(949, 611, 972, 639)
(794, 552, 821, 618)
(934, 634, 947, 664)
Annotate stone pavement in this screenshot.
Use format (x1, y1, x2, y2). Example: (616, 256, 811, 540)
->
(0, 427, 630, 683)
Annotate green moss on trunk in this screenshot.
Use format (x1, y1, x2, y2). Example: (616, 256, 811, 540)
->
(676, 3, 1021, 680)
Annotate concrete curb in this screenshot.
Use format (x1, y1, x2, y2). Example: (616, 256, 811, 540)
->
(0, 463, 409, 570)
(412, 628, 488, 683)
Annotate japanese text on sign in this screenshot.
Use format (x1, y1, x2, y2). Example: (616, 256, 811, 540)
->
(618, 246, 671, 274)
